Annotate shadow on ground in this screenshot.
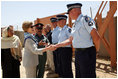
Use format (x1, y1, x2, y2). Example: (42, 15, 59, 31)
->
(96, 57, 117, 77)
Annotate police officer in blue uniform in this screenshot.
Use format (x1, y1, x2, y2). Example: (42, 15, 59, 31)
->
(56, 15, 73, 78)
(52, 3, 100, 78)
(50, 17, 60, 76)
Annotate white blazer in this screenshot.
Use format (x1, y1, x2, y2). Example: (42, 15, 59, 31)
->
(22, 38, 44, 67)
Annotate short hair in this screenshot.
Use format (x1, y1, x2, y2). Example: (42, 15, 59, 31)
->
(7, 25, 13, 31)
(22, 21, 33, 32)
(45, 24, 51, 30)
(46, 24, 51, 28)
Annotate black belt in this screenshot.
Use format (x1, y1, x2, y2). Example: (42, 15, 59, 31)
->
(59, 47, 72, 49)
(52, 43, 57, 45)
(75, 46, 94, 51)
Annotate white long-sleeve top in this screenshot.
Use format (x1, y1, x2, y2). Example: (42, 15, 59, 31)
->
(23, 38, 44, 67)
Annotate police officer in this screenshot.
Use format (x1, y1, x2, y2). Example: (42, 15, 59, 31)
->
(52, 3, 100, 78)
(51, 18, 60, 45)
(50, 17, 60, 76)
(56, 15, 73, 78)
(34, 23, 49, 78)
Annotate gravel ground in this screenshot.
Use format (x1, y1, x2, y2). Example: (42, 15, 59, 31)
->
(1, 57, 117, 78)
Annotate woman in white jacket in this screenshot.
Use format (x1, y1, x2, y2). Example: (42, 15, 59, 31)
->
(22, 21, 52, 78)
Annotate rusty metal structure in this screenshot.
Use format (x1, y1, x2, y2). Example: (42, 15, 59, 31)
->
(34, 1, 117, 67)
(94, 1, 117, 67)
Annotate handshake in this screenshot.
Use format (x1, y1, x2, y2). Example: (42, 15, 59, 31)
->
(38, 40, 60, 51)
(45, 44, 59, 51)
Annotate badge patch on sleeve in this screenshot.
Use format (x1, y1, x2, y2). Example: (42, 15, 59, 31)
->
(88, 21, 93, 26)
(68, 28, 71, 33)
(85, 16, 90, 22)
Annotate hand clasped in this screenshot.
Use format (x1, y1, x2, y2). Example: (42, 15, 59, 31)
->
(47, 44, 57, 51)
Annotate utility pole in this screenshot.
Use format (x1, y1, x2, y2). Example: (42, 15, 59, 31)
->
(90, 7, 93, 19)
(17, 25, 18, 31)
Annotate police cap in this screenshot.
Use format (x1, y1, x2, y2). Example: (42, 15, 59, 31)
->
(34, 23, 44, 30)
(50, 17, 58, 22)
(67, 3, 82, 14)
(56, 15, 67, 21)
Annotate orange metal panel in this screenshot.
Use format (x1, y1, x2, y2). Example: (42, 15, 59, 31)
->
(108, 1, 117, 67)
(99, 2, 117, 37)
(94, 1, 117, 67)
(108, 17, 117, 67)
(96, 14, 102, 31)
(101, 37, 111, 54)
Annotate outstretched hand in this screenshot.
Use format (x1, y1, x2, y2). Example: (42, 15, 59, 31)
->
(47, 44, 58, 51)
(38, 40, 46, 46)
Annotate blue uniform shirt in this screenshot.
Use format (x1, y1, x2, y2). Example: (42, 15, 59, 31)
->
(71, 14, 96, 48)
(51, 26, 60, 44)
(58, 25, 71, 47)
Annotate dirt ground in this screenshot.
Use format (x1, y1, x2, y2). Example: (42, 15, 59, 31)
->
(95, 57, 117, 78)
(1, 57, 117, 78)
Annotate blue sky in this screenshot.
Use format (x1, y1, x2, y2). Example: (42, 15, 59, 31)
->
(1, 1, 116, 31)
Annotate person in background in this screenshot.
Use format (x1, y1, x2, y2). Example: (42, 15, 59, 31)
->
(43, 24, 59, 78)
(1, 25, 22, 78)
(43, 26, 47, 35)
(45, 24, 52, 44)
(22, 21, 54, 78)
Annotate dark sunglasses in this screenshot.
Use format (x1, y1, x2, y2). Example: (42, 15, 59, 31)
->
(30, 26, 34, 28)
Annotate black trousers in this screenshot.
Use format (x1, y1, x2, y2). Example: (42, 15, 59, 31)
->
(58, 47, 73, 78)
(1, 49, 20, 78)
(75, 46, 96, 78)
(36, 52, 47, 78)
(53, 49, 59, 74)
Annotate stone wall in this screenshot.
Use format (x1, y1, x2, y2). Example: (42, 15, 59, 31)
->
(14, 31, 24, 46)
